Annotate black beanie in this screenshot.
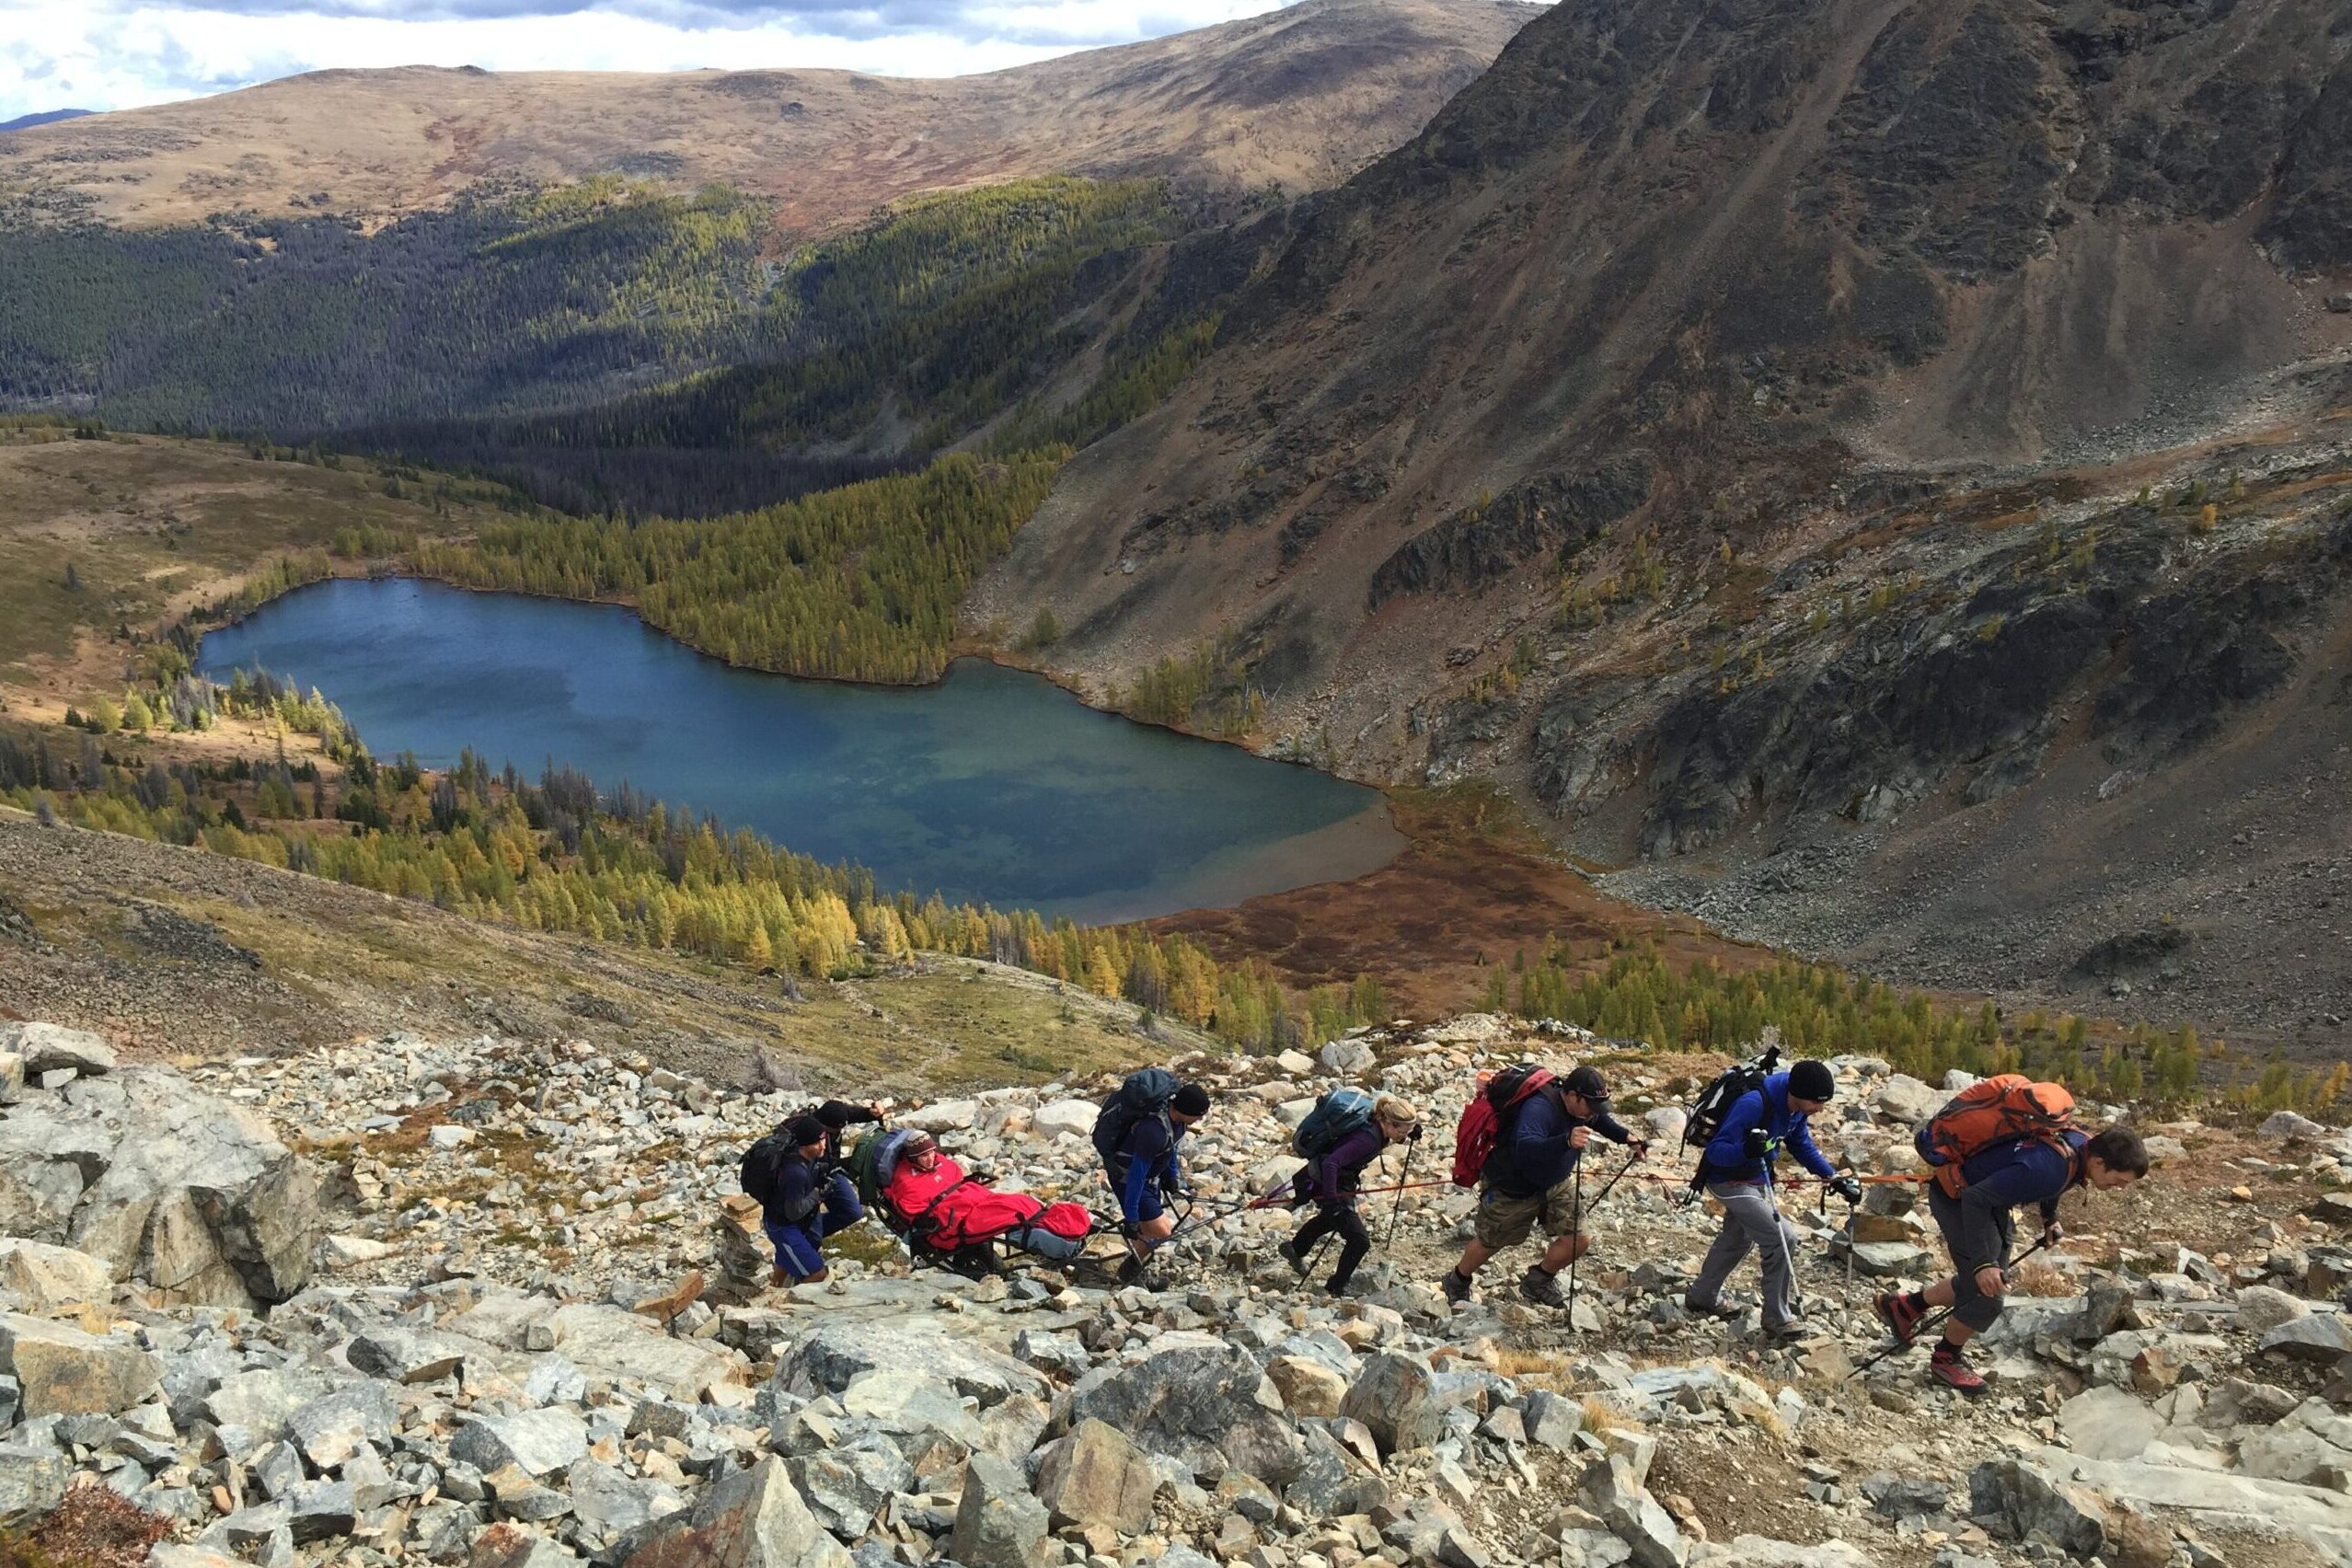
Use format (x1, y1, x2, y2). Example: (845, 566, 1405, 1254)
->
(1788, 1060, 1836, 1102)
(1173, 1082, 1211, 1117)
(787, 1114, 826, 1147)
(815, 1101, 851, 1130)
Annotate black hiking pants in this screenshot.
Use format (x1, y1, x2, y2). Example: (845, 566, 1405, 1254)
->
(1294, 1200, 1370, 1289)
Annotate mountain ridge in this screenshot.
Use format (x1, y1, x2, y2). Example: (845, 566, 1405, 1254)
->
(0, 0, 1543, 232)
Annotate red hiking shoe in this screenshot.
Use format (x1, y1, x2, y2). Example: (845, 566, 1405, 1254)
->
(1930, 1343, 1987, 1396)
(1874, 1291, 1927, 1347)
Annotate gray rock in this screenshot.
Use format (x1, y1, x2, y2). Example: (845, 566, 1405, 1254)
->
(1033, 1418, 1159, 1533)
(1968, 1458, 2108, 1555)
(1869, 1076, 1942, 1124)
(1524, 1389, 1585, 1452)
(1586, 1457, 1687, 1568)
(2261, 1314, 2352, 1365)
(568, 1458, 685, 1535)
(202, 1367, 327, 1443)
(623, 1455, 849, 1568)
(288, 1479, 356, 1543)
(2261, 1111, 2328, 1141)
(1320, 1038, 1378, 1074)
(950, 1452, 1050, 1568)
(1341, 1353, 1441, 1456)
(1862, 1474, 1949, 1519)
(0, 1447, 70, 1523)
(469, 1521, 585, 1565)
(0, 1312, 160, 1417)
(2057, 1386, 2155, 1462)
(788, 1429, 914, 1536)
(2, 1023, 116, 1078)
(0, 1239, 110, 1312)
(453, 1408, 590, 1479)
(1066, 1340, 1301, 1483)
(347, 1326, 470, 1384)
(777, 1318, 1043, 1409)
(289, 1383, 397, 1470)
(2234, 1285, 2311, 1335)
(1693, 1539, 1880, 1567)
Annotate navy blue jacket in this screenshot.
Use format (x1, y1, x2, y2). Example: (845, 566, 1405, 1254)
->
(1701, 1073, 1837, 1184)
(1112, 1113, 1187, 1222)
(1941, 1129, 2086, 1271)
(771, 1151, 822, 1228)
(1483, 1089, 1633, 1199)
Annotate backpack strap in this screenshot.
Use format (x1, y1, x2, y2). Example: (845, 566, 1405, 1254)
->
(908, 1177, 971, 1239)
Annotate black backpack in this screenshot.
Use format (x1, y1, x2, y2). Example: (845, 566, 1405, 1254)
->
(740, 1128, 794, 1208)
(1093, 1066, 1180, 1164)
(1682, 1045, 1779, 1182)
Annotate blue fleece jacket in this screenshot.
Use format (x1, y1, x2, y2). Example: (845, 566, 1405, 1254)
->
(1483, 1090, 1633, 1199)
(1940, 1129, 2087, 1271)
(1701, 1072, 1837, 1184)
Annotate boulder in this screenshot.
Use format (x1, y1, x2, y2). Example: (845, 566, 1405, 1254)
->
(777, 1318, 1042, 1409)
(786, 1430, 913, 1536)
(1, 1023, 115, 1078)
(468, 1522, 582, 1566)
(1320, 1038, 1377, 1074)
(0, 1239, 111, 1312)
(950, 1452, 1050, 1568)
(1032, 1101, 1099, 1140)
(0, 1312, 160, 1416)
(0, 1447, 69, 1523)
(1033, 1418, 1159, 1533)
(2238, 1426, 2352, 1488)
(2261, 1111, 2328, 1142)
(1692, 1541, 1879, 1568)
(348, 1326, 471, 1385)
(1523, 1390, 1584, 1452)
(899, 1100, 979, 1133)
(1586, 1458, 1687, 1568)
(2234, 1285, 2310, 1335)
(624, 1456, 849, 1568)
(0, 1066, 317, 1308)
(569, 1458, 686, 1536)
(1066, 1341, 1302, 1483)
(2261, 1315, 2352, 1365)
(1968, 1458, 2109, 1556)
(1868, 1076, 1941, 1124)
(452, 1409, 590, 1479)
(2058, 1387, 2154, 1462)
(1341, 1353, 1441, 1456)
(1266, 1355, 1347, 1418)
(288, 1383, 398, 1470)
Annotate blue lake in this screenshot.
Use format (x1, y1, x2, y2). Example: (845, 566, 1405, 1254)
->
(194, 578, 1401, 921)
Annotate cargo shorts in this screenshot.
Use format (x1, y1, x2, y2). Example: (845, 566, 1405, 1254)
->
(1474, 1175, 1583, 1250)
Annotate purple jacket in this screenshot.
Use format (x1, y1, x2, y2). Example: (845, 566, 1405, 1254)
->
(1307, 1125, 1386, 1205)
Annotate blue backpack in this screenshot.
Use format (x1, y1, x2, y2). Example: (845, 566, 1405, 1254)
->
(1093, 1067, 1181, 1164)
(1294, 1087, 1377, 1159)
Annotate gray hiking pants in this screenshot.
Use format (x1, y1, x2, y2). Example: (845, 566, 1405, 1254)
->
(1689, 1181, 1804, 1331)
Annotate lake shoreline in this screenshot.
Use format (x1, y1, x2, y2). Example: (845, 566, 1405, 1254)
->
(194, 577, 1406, 922)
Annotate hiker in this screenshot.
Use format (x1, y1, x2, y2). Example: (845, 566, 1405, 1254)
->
(750, 1113, 863, 1286)
(1281, 1092, 1421, 1297)
(1094, 1069, 1210, 1283)
(1876, 1121, 2149, 1392)
(878, 1130, 1094, 1262)
(812, 1100, 882, 1164)
(1683, 1057, 1859, 1338)
(1443, 1065, 1646, 1309)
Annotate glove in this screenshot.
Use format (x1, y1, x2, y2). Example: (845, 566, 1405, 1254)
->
(1408, 1123, 1424, 1143)
(1120, 1217, 1141, 1239)
(1628, 1139, 1651, 1160)
(2042, 1220, 2064, 1247)
(1742, 1129, 1770, 1162)
(1829, 1175, 1862, 1205)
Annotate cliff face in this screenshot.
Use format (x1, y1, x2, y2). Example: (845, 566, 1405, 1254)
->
(967, 0, 2352, 1039)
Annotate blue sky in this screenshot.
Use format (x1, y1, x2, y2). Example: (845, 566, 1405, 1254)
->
(0, 0, 1295, 121)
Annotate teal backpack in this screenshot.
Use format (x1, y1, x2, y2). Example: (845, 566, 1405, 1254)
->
(1294, 1087, 1377, 1159)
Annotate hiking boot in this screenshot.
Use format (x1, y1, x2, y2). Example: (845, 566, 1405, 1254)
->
(1764, 1317, 1816, 1342)
(1929, 1342, 1987, 1396)
(1440, 1268, 1475, 1307)
(1681, 1294, 1738, 1320)
(1116, 1252, 1147, 1287)
(1520, 1265, 1569, 1309)
(1326, 1278, 1369, 1299)
(1875, 1290, 1927, 1348)
(1277, 1240, 1309, 1278)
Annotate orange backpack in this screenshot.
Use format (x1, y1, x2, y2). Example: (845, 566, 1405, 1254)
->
(1916, 1074, 2076, 1197)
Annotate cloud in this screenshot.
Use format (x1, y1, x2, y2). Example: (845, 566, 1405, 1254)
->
(0, 0, 1294, 120)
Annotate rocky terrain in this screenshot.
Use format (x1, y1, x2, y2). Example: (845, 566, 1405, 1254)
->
(7, 1007, 2352, 1568)
(0, 0, 1541, 232)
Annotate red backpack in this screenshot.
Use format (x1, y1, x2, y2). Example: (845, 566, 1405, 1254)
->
(1917, 1074, 2076, 1198)
(1451, 1065, 1556, 1187)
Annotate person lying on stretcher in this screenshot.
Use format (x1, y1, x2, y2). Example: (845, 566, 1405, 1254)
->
(880, 1129, 1094, 1261)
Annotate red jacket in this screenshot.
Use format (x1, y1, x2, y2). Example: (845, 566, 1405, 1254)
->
(883, 1156, 1091, 1249)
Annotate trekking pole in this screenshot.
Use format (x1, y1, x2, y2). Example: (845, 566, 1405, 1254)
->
(1582, 1145, 1644, 1217)
(1385, 1131, 1418, 1246)
(1566, 1158, 1585, 1326)
(1844, 1237, 2052, 1381)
